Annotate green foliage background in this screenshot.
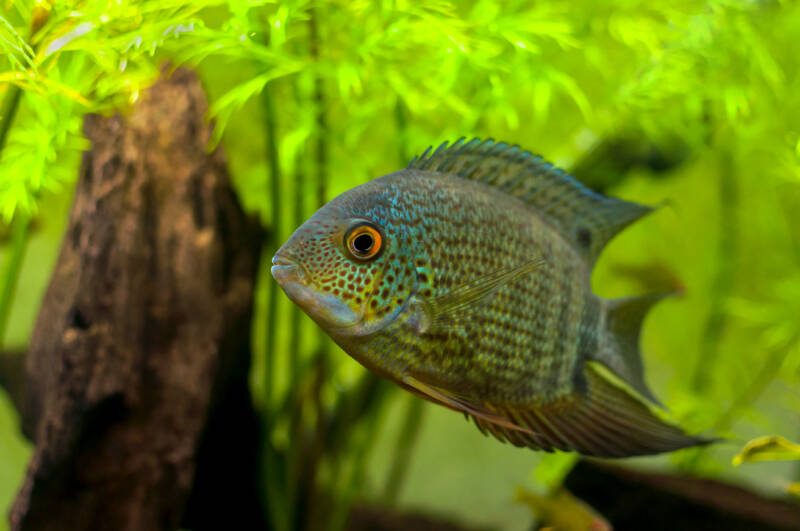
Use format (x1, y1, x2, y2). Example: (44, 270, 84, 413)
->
(1, 0, 800, 529)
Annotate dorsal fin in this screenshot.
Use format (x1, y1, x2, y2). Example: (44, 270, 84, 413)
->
(408, 138, 653, 265)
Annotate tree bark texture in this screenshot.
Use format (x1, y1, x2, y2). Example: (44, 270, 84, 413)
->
(10, 67, 264, 531)
(565, 460, 800, 531)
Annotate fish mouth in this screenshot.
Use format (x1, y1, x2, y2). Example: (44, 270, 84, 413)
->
(270, 255, 310, 285)
(270, 254, 361, 330)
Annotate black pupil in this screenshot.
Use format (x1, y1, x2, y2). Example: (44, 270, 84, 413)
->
(353, 233, 374, 253)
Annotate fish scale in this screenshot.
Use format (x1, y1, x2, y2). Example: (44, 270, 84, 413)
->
(272, 138, 711, 457)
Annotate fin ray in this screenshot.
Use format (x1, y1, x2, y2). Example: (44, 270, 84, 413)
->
(421, 257, 544, 329)
(400, 375, 533, 434)
(448, 361, 709, 457)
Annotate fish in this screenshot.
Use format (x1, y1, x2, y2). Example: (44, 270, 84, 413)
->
(271, 138, 710, 457)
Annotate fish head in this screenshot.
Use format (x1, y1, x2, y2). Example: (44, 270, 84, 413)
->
(272, 176, 421, 337)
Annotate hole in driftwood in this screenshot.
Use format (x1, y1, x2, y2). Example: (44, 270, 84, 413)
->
(69, 307, 91, 331)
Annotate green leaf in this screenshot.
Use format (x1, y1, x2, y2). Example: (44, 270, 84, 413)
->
(532, 452, 578, 489)
(732, 436, 800, 466)
(0, 14, 36, 71)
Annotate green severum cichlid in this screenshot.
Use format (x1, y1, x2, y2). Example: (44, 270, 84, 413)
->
(272, 138, 709, 457)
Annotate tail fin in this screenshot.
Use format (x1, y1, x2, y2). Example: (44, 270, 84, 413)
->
(603, 293, 673, 405)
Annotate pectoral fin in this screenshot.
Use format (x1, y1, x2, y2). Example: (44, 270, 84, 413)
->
(422, 257, 543, 329)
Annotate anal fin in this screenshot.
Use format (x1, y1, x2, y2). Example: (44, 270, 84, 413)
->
(400, 375, 533, 434)
(466, 362, 711, 458)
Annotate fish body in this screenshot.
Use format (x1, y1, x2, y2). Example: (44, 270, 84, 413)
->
(272, 138, 707, 457)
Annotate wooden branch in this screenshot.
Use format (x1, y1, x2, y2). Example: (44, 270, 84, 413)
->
(10, 67, 264, 531)
(565, 460, 800, 530)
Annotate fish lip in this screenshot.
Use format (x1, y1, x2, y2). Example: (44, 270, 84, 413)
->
(270, 255, 310, 286)
(269, 253, 407, 336)
(270, 253, 363, 330)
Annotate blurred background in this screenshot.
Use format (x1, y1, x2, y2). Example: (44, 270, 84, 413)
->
(1, 1, 799, 530)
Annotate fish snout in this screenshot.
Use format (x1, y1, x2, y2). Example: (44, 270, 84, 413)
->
(271, 255, 310, 286)
(270, 253, 362, 331)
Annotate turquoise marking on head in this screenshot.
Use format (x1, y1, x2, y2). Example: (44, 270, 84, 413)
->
(271, 175, 422, 337)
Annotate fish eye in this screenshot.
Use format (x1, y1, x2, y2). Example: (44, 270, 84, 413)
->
(345, 222, 383, 261)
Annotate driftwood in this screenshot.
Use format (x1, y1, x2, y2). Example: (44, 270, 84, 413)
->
(10, 67, 265, 531)
(565, 460, 800, 531)
(0, 350, 25, 416)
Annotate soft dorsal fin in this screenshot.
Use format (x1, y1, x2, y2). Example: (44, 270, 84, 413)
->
(408, 138, 653, 266)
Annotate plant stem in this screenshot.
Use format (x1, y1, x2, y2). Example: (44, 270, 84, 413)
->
(326, 376, 388, 531)
(329, 396, 386, 531)
(395, 98, 408, 164)
(299, 349, 329, 531)
(711, 343, 789, 433)
(678, 336, 792, 471)
(308, 9, 327, 209)
(262, 81, 282, 412)
(287, 72, 308, 393)
(692, 144, 737, 392)
(382, 395, 425, 505)
(681, 147, 738, 472)
(0, 83, 28, 351)
(308, 5, 332, 356)
(0, 214, 30, 350)
(285, 76, 307, 531)
(261, 81, 289, 531)
(0, 85, 23, 149)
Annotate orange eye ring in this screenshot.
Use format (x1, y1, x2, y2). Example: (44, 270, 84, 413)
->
(345, 222, 383, 261)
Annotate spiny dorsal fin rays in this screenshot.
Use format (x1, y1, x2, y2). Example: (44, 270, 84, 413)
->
(407, 138, 654, 266)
